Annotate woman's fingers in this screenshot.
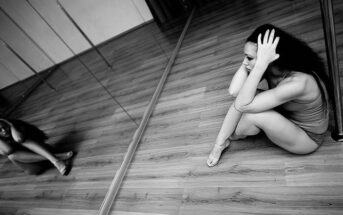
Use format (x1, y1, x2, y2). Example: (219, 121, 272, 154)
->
(257, 33, 262, 46)
(273, 36, 280, 48)
(269, 29, 275, 44)
(256, 28, 280, 64)
(263, 29, 270, 44)
(261, 29, 278, 45)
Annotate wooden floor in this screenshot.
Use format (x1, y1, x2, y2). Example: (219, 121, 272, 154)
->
(1, 0, 343, 214)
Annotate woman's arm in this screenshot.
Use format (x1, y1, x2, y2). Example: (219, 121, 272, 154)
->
(0, 119, 24, 143)
(228, 62, 248, 97)
(237, 78, 306, 113)
(235, 29, 280, 110)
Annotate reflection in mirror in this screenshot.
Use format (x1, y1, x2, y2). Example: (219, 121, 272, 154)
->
(0, 0, 185, 214)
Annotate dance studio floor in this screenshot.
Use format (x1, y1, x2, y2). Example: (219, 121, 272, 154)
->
(1, 0, 343, 214)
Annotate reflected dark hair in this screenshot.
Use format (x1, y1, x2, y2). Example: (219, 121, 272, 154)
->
(246, 23, 331, 107)
(0, 120, 11, 139)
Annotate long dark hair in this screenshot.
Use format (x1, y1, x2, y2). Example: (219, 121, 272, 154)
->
(246, 23, 331, 107)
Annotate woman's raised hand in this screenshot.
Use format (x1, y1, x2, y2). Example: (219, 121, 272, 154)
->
(257, 29, 280, 66)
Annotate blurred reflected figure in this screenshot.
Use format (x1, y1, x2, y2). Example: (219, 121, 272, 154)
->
(0, 118, 73, 175)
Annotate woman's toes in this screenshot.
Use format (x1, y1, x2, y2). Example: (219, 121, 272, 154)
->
(206, 158, 212, 167)
(207, 142, 230, 167)
(207, 157, 217, 167)
(54, 160, 68, 176)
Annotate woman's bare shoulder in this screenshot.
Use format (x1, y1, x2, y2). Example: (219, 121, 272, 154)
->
(279, 72, 307, 87)
(282, 72, 320, 99)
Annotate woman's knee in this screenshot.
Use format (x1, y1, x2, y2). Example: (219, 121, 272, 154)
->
(235, 113, 261, 136)
(1, 147, 14, 156)
(7, 153, 17, 161)
(235, 110, 277, 136)
(0, 142, 15, 156)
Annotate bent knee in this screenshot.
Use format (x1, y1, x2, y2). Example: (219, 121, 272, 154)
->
(235, 113, 261, 137)
(7, 153, 16, 160)
(1, 147, 15, 156)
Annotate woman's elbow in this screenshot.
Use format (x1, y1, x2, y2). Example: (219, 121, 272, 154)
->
(228, 88, 239, 97)
(233, 100, 249, 113)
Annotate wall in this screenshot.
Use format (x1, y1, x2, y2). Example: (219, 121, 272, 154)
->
(0, 0, 153, 89)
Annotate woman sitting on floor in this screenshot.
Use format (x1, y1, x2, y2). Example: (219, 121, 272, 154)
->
(207, 24, 331, 167)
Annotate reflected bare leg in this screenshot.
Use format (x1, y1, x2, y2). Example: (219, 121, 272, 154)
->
(7, 151, 73, 163)
(8, 156, 48, 175)
(19, 140, 70, 175)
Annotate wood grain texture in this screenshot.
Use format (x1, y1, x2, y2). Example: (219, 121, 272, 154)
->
(0, 0, 343, 214)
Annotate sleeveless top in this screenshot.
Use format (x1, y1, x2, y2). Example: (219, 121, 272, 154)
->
(281, 92, 329, 134)
(270, 72, 329, 134)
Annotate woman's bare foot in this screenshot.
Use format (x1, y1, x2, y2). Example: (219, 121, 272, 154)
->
(53, 160, 68, 176)
(207, 141, 230, 167)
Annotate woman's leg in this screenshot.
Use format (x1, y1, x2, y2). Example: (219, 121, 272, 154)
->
(240, 110, 319, 154)
(207, 109, 319, 167)
(207, 104, 243, 166)
(7, 150, 73, 163)
(20, 140, 70, 175)
(7, 155, 49, 175)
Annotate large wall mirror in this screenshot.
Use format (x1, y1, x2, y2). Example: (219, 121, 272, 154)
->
(0, 0, 188, 214)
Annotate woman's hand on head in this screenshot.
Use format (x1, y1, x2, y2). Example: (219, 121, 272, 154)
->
(256, 29, 280, 66)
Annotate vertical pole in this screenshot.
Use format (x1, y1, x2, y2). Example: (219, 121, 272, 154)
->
(56, 0, 114, 70)
(319, 0, 343, 141)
